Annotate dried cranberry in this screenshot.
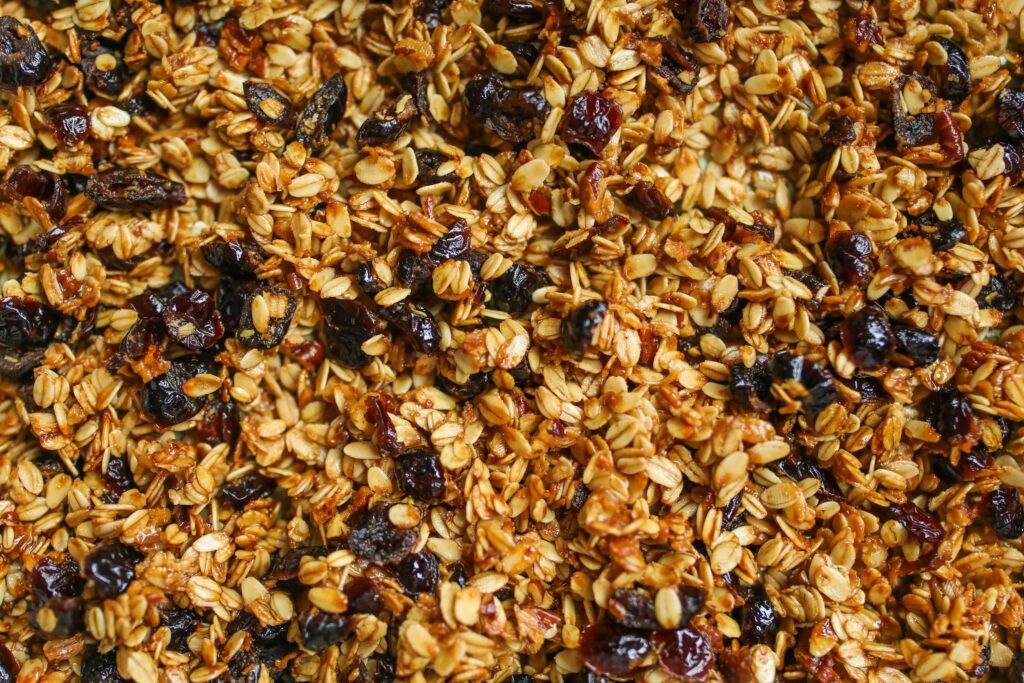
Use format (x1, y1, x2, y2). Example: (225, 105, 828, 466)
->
(0, 296, 60, 349)
(296, 73, 348, 150)
(236, 285, 296, 348)
(892, 324, 939, 365)
(81, 651, 127, 683)
(395, 447, 446, 502)
(464, 73, 548, 146)
(677, 0, 729, 42)
(625, 181, 675, 220)
(3, 166, 68, 221)
(430, 219, 472, 262)
(83, 541, 143, 598)
(794, 628, 839, 683)
(244, 81, 295, 127)
(770, 351, 839, 415)
(559, 91, 622, 158)
(561, 300, 608, 357)
(878, 501, 944, 544)
(977, 275, 1017, 312)
(85, 168, 187, 211)
(380, 301, 441, 355)
(413, 149, 458, 185)
(197, 396, 241, 446)
(0, 17, 53, 87)
(436, 369, 492, 399)
(924, 388, 979, 446)
(220, 472, 276, 505)
(415, 0, 454, 27)
(578, 622, 651, 677)
(729, 354, 772, 412)
(202, 239, 266, 276)
(490, 263, 549, 316)
(162, 289, 225, 350)
(653, 627, 713, 681)
(826, 232, 873, 285)
(104, 456, 135, 495)
(78, 32, 129, 96)
(32, 556, 84, 601)
(44, 103, 90, 147)
(648, 38, 700, 96)
(775, 454, 843, 502)
(322, 299, 385, 368)
(358, 97, 418, 148)
(141, 357, 213, 427)
(891, 75, 937, 146)
(609, 589, 659, 630)
(821, 115, 857, 146)
(983, 487, 1024, 539)
(842, 7, 882, 57)
(347, 505, 419, 564)
(162, 607, 200, 652)
(298, 609, 352, 652)
(343, 575, 384, 614)
(395, 551, 440, 596)
(840, 307, 894, 370)
(740, 588, 778, 646)
(999, 90, 1024, 139)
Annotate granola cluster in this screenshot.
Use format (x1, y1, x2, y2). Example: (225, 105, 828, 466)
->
(2, 0, 1024, 680)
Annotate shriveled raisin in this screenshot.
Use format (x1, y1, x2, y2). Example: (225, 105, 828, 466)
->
(163, 289, 224, 350)
(395, 447, 446, 502)
(826, 231, 873, 285)
(141, 357, 213, 427)
(2, 166, 67, 222)
(0, 648, 19, 683)
(85, 168, 187, 211)
(196, 396, 240, 447)
(977, 275, 1017, 312)
(357, 261, 387, 296)
(83, 541, 143, 598)
(561, 300, 608, 357)
(935, 37, 971, 105)
(840, 306, 894, 370)
(357, 97, 418, 148)
(347, 505, 418, 563)
(236, 286, 296, 348)
(44, 103, 90, 147)
(608, 589, 659, 630)
(464, 73, 548, 146)
(490, 263, 549, 316)
(344, 576, 384, 614)
(999, 90, 1024, 139)
(220, 472, 276, 506)
(647, 38, 700, 96)
(380, 301, 441, 355)
(729, 354, 772, 412)
(298, 609, 351, 652)
(559, 91, 622, 158)
(322, 299, 385, 368)
(162, 607, 200, 652)
(740, 588, 779, 646)
(0, 17, 53, 87)
(653, 627, 713, 681)
(104, 456, 136, 495)
(878, 501, 945, 543)
(892, 324, 939, 365)
(436, 369, 492, 399)
(770, 351, 839, 416)
(909, 211, 965, 252)
(413, 149, 458, 185)
(243, 81, 295, 127)
(983, 487, 1024, 539)
(0, 296, 60, 349)
(891, 75, 937, 146)
(415, 0, 454, 28)
(625, 181, 675, 220)
(201, 239, 266, 276)
(821, 115, 857, 146)
(32, 555, 84, 601)
(775, 454, 844, 502)
(924, 388, 979, 446)
(677, 586, 706, 625)
(484, 0, 543, 20)
(578, 622, 651, 677)
(296, 73, 349, 150)
(80, 651, 127, 683)
(677, 0, 729, 43)
(429, 219, 472, 261)
(78, 32, 129, 96)
(395, 552, 440, 596)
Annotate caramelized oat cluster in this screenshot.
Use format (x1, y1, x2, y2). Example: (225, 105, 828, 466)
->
(2, 0, 1024, 681)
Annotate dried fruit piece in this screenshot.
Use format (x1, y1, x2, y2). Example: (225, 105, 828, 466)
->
(878, 501, 944, 543)
(78, 32, 129, 96)
(490, 263, 549, 316)
(648, 38, 701, 96)
(625, 181, 675, 220)
(999, 90, 1024, 139)
(201, 239, 266, 276)
(141, 357, 213, 427)
(794, 628, 840, 683)
(296, 73, 349, 150)
(909, 211, 964, 252)
(344, 576, 384, 614)
(104, 456, 136, 495)
(775, 455, 844, 502)
(740, 588, 779, 645)
(464, 72, 548, 145)
(357, 97, 418, 148)
(413, 149, 458, 185)
(924, 388, 980, 446)
(653, 626, 713, 681)
(2, 166, 67, 221)
(85, 168, 187, 211)
(840, 307, 894, 370)
(298, 609, 352, 652)
(677, 0, 729, 43)
(826, 232, 873, 285)
(163, 289, 225, 350)
(380, 301, 441, 355)
(162, 607, 200, 652)
(80, 651, 127, 683)
(0, 17, 53, 87)
(243, 81, 295, 127)
(977, 275, 1017, 312)
(415, 0, 454, 27)
(322, 299, 385, 368)
(347, 505, 419, 564)
(436, 369, 492, 399)
(44, 103, 90, 147)
(890, 75, 938, 147)
(559, 91, 623, 158)
(0, 296, 60, 349)
(220, 472, 276, 506)
(892, 324, 939, 366)
(32, 556, 84, 601)
(484, 0, 543, 20)
(935, 37, 971, 106)
(770, 352, 839, 416)
(820, 115, 857, 146)
(608, 589, 659, 630)
(729, 354, 772, 412)
(429, 219, 472, 262)
(983, 487, 1024, 539)
(561, 300, 608, 357)
(578, 622, 651, 677)
(395, 448, 446, 502)
(236, 286, 296, 349)
(83, 541, 143, 598)
(395, 552, 439, 596)
(196, 396, 241, 447)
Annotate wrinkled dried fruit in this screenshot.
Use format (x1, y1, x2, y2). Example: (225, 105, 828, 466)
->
(826, 231, 873, 285)
(141, 357, 213, 427)
(357, 261, 386, 296)
(999, 90, 1024, 139)
(740, 588, 779, 645)
(221, 472, 276, 505)
(821, 115, 857, 146)
(608, 589, 659, 630)
(163, 289, 225, 350)
(415, 0, 454, 27)
(977, 275, 1017, 312)
(678, 0, 729, 43)
(296, 73, 348, 150)
(770, 351, 840, 415)
(436, 369, 492, 399)
(162, 607, 199, 652)
(104, 456, 135, 495)
(358, 97, 418, 147)
(395, 552, 439, 596)
(892, 324, 939, 365)
(298, 609, 351, 652)
(983, 487, 1024, 539)
(909, 211, 965, 252)
(648, 38, 701, 96)
(322, 299, 385, 368)
(380, 301, 441, 355)
(794, 628, 840, 683)
(484, 0, 543, 19)
(0, 17, 53, 87)
(395, 447, 446, 502)
(490, 263, 549, 316)
(578, 622, 651, 677)
(236, 285, 296, 348)
(559, 91, 622, 158)
(85, 168, 187, 211)
(464, 72, 548, 145)
(80, 651, 126, 683)
(933, 37, 970, 105)
(0, 296, 60, 349)
(44, 103, 90, 147)
(202, 239, 266, 276)
(83, 541, 143, 598)
(32, 555, 84, 601)
(3, 166, 67, 222)
(343, 575, 384, 614)
(413, 149, 458, 185)
(78, 32, 128, 96)
(561, 300, 608, 357)
(677, 586, 706, 625)
(653, 627, 713, 681)
(347, 505, 419, 563)
(625, 181, 675, 220)
(891, 75, 937, 147)
(775, 454, 844, 502)
(430, 219, 472, 262)
(924, 388, 979, 446)
(840, 307, 894, 370)
(196, 396, 241, 447)
(244, 81, 295, 127)
(729, 354, 772, 412)
(878, 501, 944, 543)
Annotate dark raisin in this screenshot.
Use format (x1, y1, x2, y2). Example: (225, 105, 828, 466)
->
(163, 289, 225, 350)
(395, 250, 436, 291)
(430, 219, 472, 262)
(267, 546, 332, 585)
(794, 628, 840, 683)
(775, 454, 844, 502)
(0, 646, 16, 683)
(3, 166, 67, 222)
(0, 17, 53, 87)
(296, 73, 348, 150)
(228, 612, 288, 651)
(356, 261, 386, 296)
(844, 374, 889, 403)
(653, 627, 713, 681)
(220, 472, 276, 506)
(104, 455, 136, 495)
(983, 487, 1024, 539)
(357, 97, 418, 148)
(297, 609, 351, 652)
(123, 91, 158, 116)
(608, 589, 659, 630)
(395, 551, 440, 596)
(648, 38, 700, 96)
(202, 239, 266, 276)
(999, 90, 1024, 139)
(892, 324, 939, 365)
(118, 315, 165, 363)
(44, 103, 90, 147)
(976, 275, 1017, 312)
(31, 595, 84, 637)
(919, 213, 965, 252)
(31, 556, 84, 601)
(559, 91, 622, 158)
(769, 352, 840, 416)
(372, 656, 397, 683)
(484, 0, 543, 20)
(81, 651, 127, 683)
(85, 168, 187, 211)
(78, 33, 129, 96)
(578, 622, 651, 677)
(677, 0, 729, 42)
(934, 37, 971, 105)
(436, 369, 492, 399)
(821, 115, 857, 146)
(878, 501, 944, 544)
(1009, 651, 1024, 683)
(625, 181, 675, 220)
(380, 301, 441, 355)
(463, 73, 548, 146)
(957, 448, 995, 481)
(83, 541, 143, 599)
(162, 607, 200, 652)
(415, 0, 454, 27)
(842, 6, 882, 57)
(342, 575, 384, 614)
(0, 347, 44, 380)
(569, 482, 591, 511)
(782, 268, 826, 300)
(490, 263, 549, 316)
(413, 149, 458, 185)
(890, 75, 937, 147)
(840, 307, 894, 370)
(826, 232, 873, 285)
(243, 81, 295, 127)
(395, 447, 446, 502)
(141, 357, 212, 427)
(322, 299, 385, 368)
(923, 388, 979, 446)
(236, 286, 296, 348)
(0, 296, 60, 349)
(561, 300, 608, 357)
(563, 673, 607, 683)
(676, 586, 706, 625)
(347, 505, 419, 564)
(740, 588, 779, 646)
(729, 354, 772, 412)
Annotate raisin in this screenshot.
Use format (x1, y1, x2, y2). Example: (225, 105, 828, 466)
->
(162, 607, 200, 652)
(297, 609, 351, 652)
(561, 300, 608, 357)
(220, 472, 276, 506)
(243, 81, 295, 127)
(983, 487, 1024, 539)
(892, 324, 939, 365)
(821, 115, 857, 146)
(31, 556, 84, 601)
(840, 306, 894, 370)
(395, 447, 446, 502)
(769, 352, 840, 416)
(484, 0, 543, 20)
(933, 37, 970, 106)
(162, 289, 225, 350)
(123, 91, 158, 116)
(608, 589, 659, 630)
(490, 263, 549, 316)
(729, 354, 772, 412)
(78, 32, 129, 96)
(653, 627, 713, 681)
(464, 73, 548, 146)
(826, 232, 873, 285)
(395, 250, 436, 291)
(141, 357, 213, 427)
(415, 0, 454, 27)
(890, 75, 938, 147)
(85, 168, 187, 211)
(0, 17, 53, 87)
(578, 622, 651, 677)
(322, 299, 385, 368)
(413, 149, 458, 185)
(296, 73, 348, 150)
(677, 586, 706, 625)
(999, 90, 1024, 139)
(103, 456, 136, 496)
(367, 395, 402, 456)
(0, 296, 60, 349)
(976, 275, 1017, 312)
(430, 219, 472, 261)
(347, 504, 419, 564)
(740, 588, 779, 645)
(923, 388, 979, 446)
(81, 651, 127, 683)
(202, 239, 266, 276)
(559, 91, 623, 158)
(357, 97, 418, 148)
(236, 286, 296, 348)
(909, 210, 965, 252)
(625, 181, 675, 220)
(720, 492, 745, 531)
(395, 551, 440, 596)
(83, 541, 143, 598)
(0, 646, 17, 683)
(3, 166, 67, 222)
(794, 628, 840, 683)
(878, 501, 945, 543)
(44, 103, 90, 147)
(228, 612, 288, 651)
(380, 301, 441, 355)
(342, 575, 384, 614)
(677, 0, 729, 43)
(436, 369, 492, 399)
(356, 262, 387, 296)
(775, 454, 844, 502)
(648, 38, 701, 96)
(782, 268, 826, 300)
(569, 482, 591, 511)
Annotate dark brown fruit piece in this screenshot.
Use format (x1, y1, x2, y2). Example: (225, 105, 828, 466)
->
(464, 72, 548, 145)
(490, 263, 549, 316)
(236, 286, 296, 348)
(625, 181, 675, 220)
(79, 32, 129, 96)
(220, 472, 276, 506)
(891, 75, 938, 147)
(44, 103, 90, 147)
(821, 115, 856, 146)
(296, 73, 349, 150)
(395, 552, 439, 596)
(85, 168, 187, 211)
(935, 37, 971, 105)
(775, 454, 844, 502)
(578, 622, 651, 677)
(608, 589, 659, 630)
(740, 588, 779, 645)
(243, 81, 295, 127)
(415, 0, 454, 27)
(826, 231, 873, 285)
(0, 17, 53, 87)
(162, 607, 200, 652)
(104, 456, 136, 495)
(3, 166, 67, 222)
(201, 239, 266, 276)
(298, 609, 352, 652)
(32, 555, 84, 600)
(347, 504, 419, 564)
(559, 91, 622, 158)
(924, 388, 980, 446)
(983, 487, 1024, 539)
(677, 585, 706, 625)
(0, 645, 19, 683)
(677, 0, 729, 43)
(648, 38, 700, 95)
(0, 296, 60, 349)
(322, 299, 385, 368)
(429, 219, 472, 262)
(163, 289, 225, 350)
(878, 501, 944, 543)
(141, 357, 213, 427)
(769, 351, 839, 415)
(653, 626, 713, 681)
(436, 369, 492, 399)
(395, 448, 446, 502)
(196, 396, 241, 447)
(892, 324, 939, 365)
(358, 97, 418, 148)
(83, 541, 143, 598)
(81, 651, 127, 683)
(999, 89, 1024, 139)
(484, 0, 543, 20)
(380, 301, 441, 355)
(561, 300, 608, 357)
(413, 149, 458, 185)
(840, 306, 894, 370)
